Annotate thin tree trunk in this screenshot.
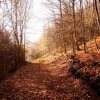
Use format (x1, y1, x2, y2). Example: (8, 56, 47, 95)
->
(80, 0, 87, 52)
(72, 0, 80, 51)
(94, 0, 100, 32)
(93, 0, 99, 49)
(59, 0, 67, 53)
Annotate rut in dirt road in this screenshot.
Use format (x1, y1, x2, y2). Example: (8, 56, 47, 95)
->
(0, 63, 99, 100)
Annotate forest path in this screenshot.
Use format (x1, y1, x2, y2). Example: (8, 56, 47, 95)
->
(0, 62, 99, 100)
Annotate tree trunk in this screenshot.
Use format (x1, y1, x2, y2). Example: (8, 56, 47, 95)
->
(72, 0, 80, 51)
(80, 0, 87, 52)
(94, 0, 100, 33)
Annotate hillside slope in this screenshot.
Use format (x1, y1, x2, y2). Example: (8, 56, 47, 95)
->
(0, 37, 100, 100)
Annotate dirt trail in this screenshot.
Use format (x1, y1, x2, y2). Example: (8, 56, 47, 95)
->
(0, 63, 99, 100)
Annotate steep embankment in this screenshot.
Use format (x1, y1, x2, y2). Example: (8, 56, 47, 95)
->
(69, 37, 100, 96)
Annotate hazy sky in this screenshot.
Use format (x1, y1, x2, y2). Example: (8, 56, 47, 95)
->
(26, 0, 50, 44)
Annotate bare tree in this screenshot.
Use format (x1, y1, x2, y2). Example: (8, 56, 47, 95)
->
(80, 0, 87, 52)
(94, 0, 100, 30)
(72, 0, 80, 51)
(0, 0, 31, 79)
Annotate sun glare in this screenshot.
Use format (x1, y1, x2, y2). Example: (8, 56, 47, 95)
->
(26, 0, 49, 44)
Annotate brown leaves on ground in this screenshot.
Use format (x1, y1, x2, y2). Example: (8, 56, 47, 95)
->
(0, 61, 99, 100)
